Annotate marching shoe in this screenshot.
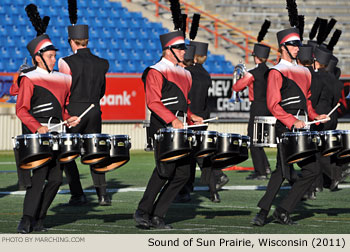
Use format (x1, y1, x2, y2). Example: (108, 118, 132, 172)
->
(265, 167, 272, 175)
(272, 208, 296, 225)
(173, 193, 191, 203)
(33, 219, 48, 232)
(216, 174, 229, 190)
(246, 173, 267, 180)
(252, 211, 268, 226)
(98, 194, 112, 206)
(17, 216, 32, 234)
(134, 209, 150, 229)
(210, 192, 221, 203)
(150, 216, 173, 230)
(68, 194, 87, 206)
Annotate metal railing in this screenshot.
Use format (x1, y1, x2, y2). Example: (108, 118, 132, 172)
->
(128, 0, 280, 64)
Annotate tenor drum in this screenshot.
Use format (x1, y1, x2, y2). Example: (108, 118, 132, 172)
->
(93, 135, 131, 173)
(193, 131, 218, 158)
(253, 116, 277, 147)
(58, 133, 81, 163)
(338, 130, 350, 159)
(212, 133, 241, 161)
(81, 134, 110, 165)
(319, 130, 342, 157)
(13, 133, 53, 170)
(281, 131, 320, 164)
(154, 128, 194, 162)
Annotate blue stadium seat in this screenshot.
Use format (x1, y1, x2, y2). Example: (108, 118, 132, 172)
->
(116, 49, 129, 61)
(105, 49, 115, 60)
(52, 16, 66, 27)
(115, 17, 129, 29)
(8, 4, 19, 15)
(92, 17, 104, 28)
(92, 48, 102, 58)
(134, 39, 144, 50)
(120, 8, 132, 19)
(8, 25, 22, 37)
(130, 49, 141, 61)
(80, 16, 91, 26)
(121, 39, 132, 50)
(0, 47, 10, 59)
(77, 0, 87, 8)
(90, 0, 100, 8)
(126, 60, 137, 73)
(0, 25, 8, 37)
(8, 58, 18, 72)
(110, 1, 122, 9)
(3, 14, 13, 26)
(101, 27, 112, 38)
(126, 28, 137, 39)
(97, 38, 107, 49)
(110, 8, 121, 18)
(113, 60, 125, 73)
(6, 36, 16, 47)
(17, 14, 28, 26)
(110, 38, 120, 49)
(97, 8, 108, 18)
(112, 27, 124, 39)
(0, 5, 5, 15)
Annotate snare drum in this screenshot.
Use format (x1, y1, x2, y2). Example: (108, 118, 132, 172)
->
(58, 133, 81, 163)
(13, 133, 53, 170)
(319, 130, 342, 157)
(193, 131, 218, 158)
(93, 135, 131, 173)
(154, 128, 194, 162)
(253, 116, 276, 147)
(338, 130, 350, 159)
(281, 131, 319, 164)
(81, 134, 110, 165)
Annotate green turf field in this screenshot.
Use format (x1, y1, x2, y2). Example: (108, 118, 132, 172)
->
(0, 149, 350, 234)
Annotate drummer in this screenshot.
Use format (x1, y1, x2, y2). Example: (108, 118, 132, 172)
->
(232, 21, 272, 180)
(252, 27, 328, 226)
(134, 30, 203, 229)
(310, 47, 344, 191)
(13, 5, 80, 233)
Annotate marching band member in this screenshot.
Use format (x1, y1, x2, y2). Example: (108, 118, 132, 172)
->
(232, 20, 272, 180)
(134, 31, 203, 229)
(15, 4, 80, 233)
(58, 0, 110, 206)
(252, 27, 328, 226)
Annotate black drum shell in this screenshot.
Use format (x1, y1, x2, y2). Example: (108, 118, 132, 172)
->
(14, 134, 53, 170)
(282, 131, 319, 164)
(58, 133, 81, 163)
(193, 131, 217, 158)
(81, 134, 110, 165)
(319, 130, 342, 157)
(338, 130, 350, 159)
(213, 133, 241, 159)
(92, 135, 131, 172)
(154, 128, 194, 162)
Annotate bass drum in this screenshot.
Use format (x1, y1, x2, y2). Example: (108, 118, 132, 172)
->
(154, 128, 194, 162)
(81, 134, 110, 165)
(281, 131, 320, 164)
(93, 135, 131, 173)
(13, 133, 53, 170)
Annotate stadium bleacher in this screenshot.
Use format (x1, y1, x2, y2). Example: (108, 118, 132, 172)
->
(0, 0, 233, 74)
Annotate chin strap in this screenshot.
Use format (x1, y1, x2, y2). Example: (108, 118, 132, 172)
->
(169, 47, 182, 64)
(38, 53, 51, 73)
(283, 44, 297, 61)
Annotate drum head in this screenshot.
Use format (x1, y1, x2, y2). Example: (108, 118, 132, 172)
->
(20, 156, 52, 170)
(92, 156, 130, 173)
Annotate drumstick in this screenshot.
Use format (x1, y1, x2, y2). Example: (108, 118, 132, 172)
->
(47, 120, 67, 130)
(202, 117, 219, 123)
(68, 104, 95, 128)
(184, 123, 209, 129)
(305, 118, 330, 126)
(327, 103, 340, 117)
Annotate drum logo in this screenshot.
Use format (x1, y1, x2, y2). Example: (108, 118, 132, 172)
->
(42, 140, 50, 146)
(206, 138, 213, 143)
(117, 142, 125, 147)
(99, 140, 106, 145)
(242, 142, 247, 147)
(233, 140, 239, 145)
(64, 140, 73, 146)
(331, 136, 338, 141)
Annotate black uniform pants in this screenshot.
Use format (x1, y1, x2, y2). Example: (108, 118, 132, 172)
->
(64, 102, 107, 195)
(198, 156, 218, 194)
(137, 156, 191, 218)
(257, 122, 321, 213)
(23, 157, 63, 220)
(248, 103, 270, 176)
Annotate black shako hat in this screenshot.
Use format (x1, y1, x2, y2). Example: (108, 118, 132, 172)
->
(68, 24, 89, 40)
(160, 30, 186, 50)
(277, 27, 302, 47)
(184, 45, 195, 60)
(252, 44, 270, 59)
(27, 34, 58, 57)
(326, 55, 338, 73)
(314, 47, 332, 65)
(189, 41, 208, 56)
(297, 45, 313, 62)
